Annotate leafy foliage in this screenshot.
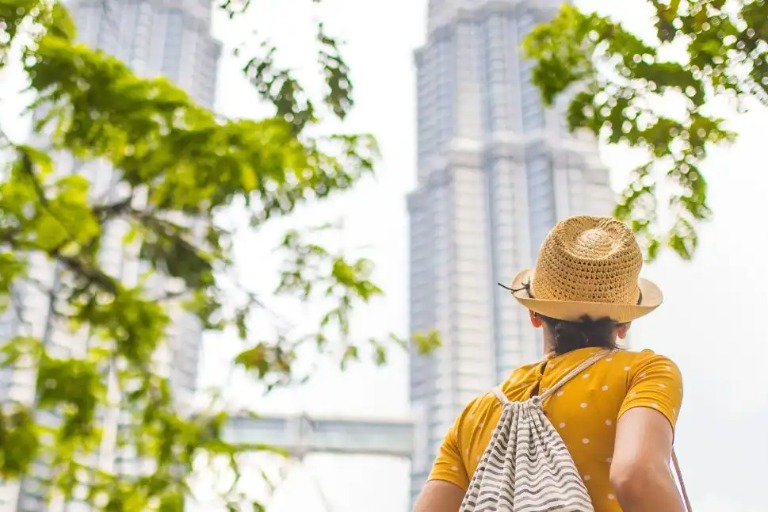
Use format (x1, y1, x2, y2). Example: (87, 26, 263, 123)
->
(523, 0, 767, 260)
(0, 0, 438, 509)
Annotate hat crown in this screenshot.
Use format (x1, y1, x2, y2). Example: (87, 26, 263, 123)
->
(531, 217, 643, 305)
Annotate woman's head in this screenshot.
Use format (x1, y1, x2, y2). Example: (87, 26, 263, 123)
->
(529, 311, 630, 355)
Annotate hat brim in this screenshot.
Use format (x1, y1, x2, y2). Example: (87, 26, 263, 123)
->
(508, 269, 663, 324)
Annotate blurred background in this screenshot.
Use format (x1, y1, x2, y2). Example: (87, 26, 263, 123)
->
(0, 0, 766, 511)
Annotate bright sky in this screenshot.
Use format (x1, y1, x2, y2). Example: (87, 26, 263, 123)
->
(203, 0, 768, 511)
(1, 0, 765, 511)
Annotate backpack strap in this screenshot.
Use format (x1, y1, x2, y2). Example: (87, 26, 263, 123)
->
(491, 386, 510, 405)
(491, 349, 614, 406)
(673, 450, 693, 511)
(539, 349, 615, 401)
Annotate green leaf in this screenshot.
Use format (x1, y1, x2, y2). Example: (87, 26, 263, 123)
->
(50, 1, 76, 40)
(317, 24, 354, 119)
(341, 345, 359, 369)
(0, 404, 40, 477)
(412, 330, 442, 356)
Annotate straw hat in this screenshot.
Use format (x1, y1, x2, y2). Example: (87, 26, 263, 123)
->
(507, 216, 662, 323)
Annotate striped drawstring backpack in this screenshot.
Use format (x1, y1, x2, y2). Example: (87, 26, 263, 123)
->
(459, 350, 692, 512)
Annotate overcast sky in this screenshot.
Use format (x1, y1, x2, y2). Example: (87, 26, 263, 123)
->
(201, 0, 768, 511)
(3, 0, 765, 510)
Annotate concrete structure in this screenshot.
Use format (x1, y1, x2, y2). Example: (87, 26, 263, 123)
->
(0, 1, 221, 510)
(223, 415, 413, 511)
(224, 415, 414, 459)
(407, 0, 615, 505)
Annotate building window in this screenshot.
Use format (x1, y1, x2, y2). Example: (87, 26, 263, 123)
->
(162, 10, 184, 80)
(526, 154, 556, 261)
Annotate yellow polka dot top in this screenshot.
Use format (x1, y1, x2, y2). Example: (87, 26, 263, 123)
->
(428, 347, 683, 512)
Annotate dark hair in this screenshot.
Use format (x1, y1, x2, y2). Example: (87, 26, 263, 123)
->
(539, 315, 623, 355)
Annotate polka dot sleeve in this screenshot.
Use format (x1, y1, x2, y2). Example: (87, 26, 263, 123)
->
(618, 352, 683, 431)
(427, 400, 476, 490)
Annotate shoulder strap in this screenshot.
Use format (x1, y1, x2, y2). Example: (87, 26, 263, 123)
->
(491, 349, 614, 405)
(491, 386, 510, 405)
(539, 349, 615, 401)
(673, 450, 693, 511)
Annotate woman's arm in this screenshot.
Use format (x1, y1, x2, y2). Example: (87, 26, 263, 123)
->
(412, 480, 465, 512)
(413, 397, 479, 512)
(610, 407, 684, 512)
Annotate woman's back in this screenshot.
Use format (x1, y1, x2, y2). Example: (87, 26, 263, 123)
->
(428, 347, 683, 512)
(415, 217, 687, 512)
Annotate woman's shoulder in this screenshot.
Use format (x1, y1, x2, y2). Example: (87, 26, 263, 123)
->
(457, 348, 683, 417)
(612, 348, 682, 375)
(551, 346, 678, 366)
(613, 348, 685, 428)
(547, 347, 683, 389)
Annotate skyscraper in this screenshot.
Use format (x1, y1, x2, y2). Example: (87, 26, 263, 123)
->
(0, 1, 220, 510)
(408, 0, 614, 504)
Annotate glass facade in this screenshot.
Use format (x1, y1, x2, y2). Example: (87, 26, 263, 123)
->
(409, 1, 614, 505)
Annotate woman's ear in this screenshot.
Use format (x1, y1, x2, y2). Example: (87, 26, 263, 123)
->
(529, 310, 543, 328)
(616, 322, 631, 339)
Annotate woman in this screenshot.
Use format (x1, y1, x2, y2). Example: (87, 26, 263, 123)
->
(414, 216, 689, 512)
